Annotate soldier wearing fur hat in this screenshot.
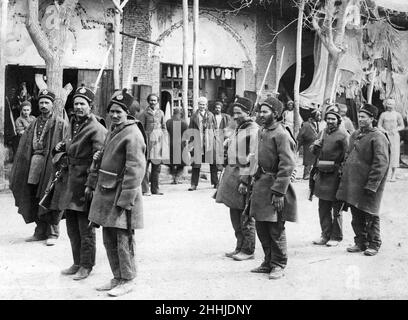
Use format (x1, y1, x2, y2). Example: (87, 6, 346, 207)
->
(215, 96, 259, 261)
(336, 104, 390, 256)
(10, 89, 68, 246)
(88, 89, 147, 297)
(249, 96, 297, 280)
(53, 85, 107, 280)
(310, 105, 350, 247)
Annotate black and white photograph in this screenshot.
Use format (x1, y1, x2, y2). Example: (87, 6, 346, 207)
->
(1, 0, 408, 304)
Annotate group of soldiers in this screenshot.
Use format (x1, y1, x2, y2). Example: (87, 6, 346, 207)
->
(215, 98, 390, 279)
(8, 83, 391, 295)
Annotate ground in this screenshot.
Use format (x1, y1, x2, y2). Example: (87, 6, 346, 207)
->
(1, 165, 408, 300)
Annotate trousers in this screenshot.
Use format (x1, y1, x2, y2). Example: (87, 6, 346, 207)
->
(102, 227, 136, 280)
(350, 206, 381, 251)
(230, 208, 255, 254)
(142, 160, 161, 193)
(318, 199, 343, 241)
(65, 210, 96, 269)
(191, 165, 219, 187)
(255, 221, 287, 269)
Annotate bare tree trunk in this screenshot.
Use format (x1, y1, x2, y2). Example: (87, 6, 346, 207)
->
(26, 0, 78, 115)
(113, 9, 121, 90)
(0, 0, 8, 186)
(182, 0, 189, 119)
(193, 0, 199, 111)
(323, 53, 340, 104)
(293, 0, 304, 138)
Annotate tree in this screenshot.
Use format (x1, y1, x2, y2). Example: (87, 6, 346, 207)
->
(26, 0, 79, 115)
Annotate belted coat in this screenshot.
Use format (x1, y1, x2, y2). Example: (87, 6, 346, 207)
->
(88, 120, 146, 230)
(311, 126, 349, 201)
(56, 114, 107, 212)
(216, 119, 259, 210)
(250, 122, 297, 222)
(10, 113, 68, 223)
(336, 127, 390, 216)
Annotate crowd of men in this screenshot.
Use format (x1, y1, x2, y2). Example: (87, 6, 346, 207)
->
(8, 84, 394, 296)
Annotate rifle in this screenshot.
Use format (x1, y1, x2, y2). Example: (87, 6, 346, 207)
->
(39, 152, 68, 209)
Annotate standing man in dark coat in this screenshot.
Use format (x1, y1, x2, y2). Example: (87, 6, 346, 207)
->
(297, 109, 321, 179)
(89, 89, 146, 297)
(55, 86, 107, 280)
(188, 96, 218, 190)
(250, 97, 297, 280)
(138, 93, 166, 196)
(336, 104, 390, 256)
(216, 97, 259, 261)
(10, 89, 68, 246)
(310, 105, 349, 247)
(166, 107, 188, 184)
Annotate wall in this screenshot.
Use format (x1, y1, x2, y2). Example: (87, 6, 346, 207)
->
(6, 0, 114, 69)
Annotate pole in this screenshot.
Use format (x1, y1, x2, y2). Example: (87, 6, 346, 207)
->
(250, 54, 274, 116)
(293, 0, 304, 138)
(275, 46, 285, 94)
(125, 37, 138, 90)
(0, 0, 8, 187)
(182, 0, 189, 119)
(113, 9, 121, 89)
(93, 44, 113, 94)
(193, 0, 199, 111)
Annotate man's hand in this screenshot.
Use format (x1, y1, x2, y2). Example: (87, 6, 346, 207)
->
(93, 150, 102, 161)
(271, 194, 284, 213)
(84, 186, 93, 203)
(238, 183, 248, 195)
(55, 141, 65, 152)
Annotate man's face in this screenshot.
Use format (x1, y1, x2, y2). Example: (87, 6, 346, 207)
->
(109, 104, 128, 125)
(326, 113, 338, 130)
(233, 106, 248, 125)
(22, 106, 31, 117)
(287, 102, 294, 111)
(259, 105, 275, 127)
(38, 98, 53, 114)
(73, 97, 91, 119)
(358, 112, 373, 129)
(148, 96, 158, 108)
(214, 104, 222, 115)
(385, 99, 395, 111)
(198, 101, 207, 112)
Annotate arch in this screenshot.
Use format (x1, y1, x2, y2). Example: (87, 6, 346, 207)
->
(153, 13, 254, 70)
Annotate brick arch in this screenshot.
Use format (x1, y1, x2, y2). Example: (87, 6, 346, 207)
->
(153, 13, 254, 70)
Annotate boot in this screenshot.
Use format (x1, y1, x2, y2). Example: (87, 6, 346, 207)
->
(107, 280, 135, 297)
(61, 264, 80, 275)
(269, 266, 285, 280)
(73, 266, 92, 280)
(96, 278, 121, 291)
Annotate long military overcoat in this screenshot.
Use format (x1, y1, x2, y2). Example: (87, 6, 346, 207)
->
(88, 120, 146, 230)
(10, 114, 68, 223)
(216, 119, 259, 210)
(57, 114, 107, 212)
(311, 126, 349, 201)
(336, 127, 390, 215)
(250, 122, 297, 222)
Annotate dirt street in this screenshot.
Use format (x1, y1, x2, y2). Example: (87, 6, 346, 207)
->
(1, 168, 408, 300)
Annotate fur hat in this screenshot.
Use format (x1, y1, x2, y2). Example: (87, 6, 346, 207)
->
(73, 84, 95, 103)
(259, 96, 284, 117)
(325, 104, 342, 122)
(107, 88, 134, 113)
(38, 89, 55, 103)
(359, 103, 378, 119)
(232, 96, 253, 113)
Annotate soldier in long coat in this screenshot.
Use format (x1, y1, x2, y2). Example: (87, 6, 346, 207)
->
(297, 109, 322, 179)
(188, 96, 218, 190)
(10, 89, 68, 246)
(249, 97, 297, 280)
(54, 86, 107, 280)
(336, 104, 390, 256)
(310, 105, 349, 247)
(89, 89, 146, 297)
(216, 97, 259, 261)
